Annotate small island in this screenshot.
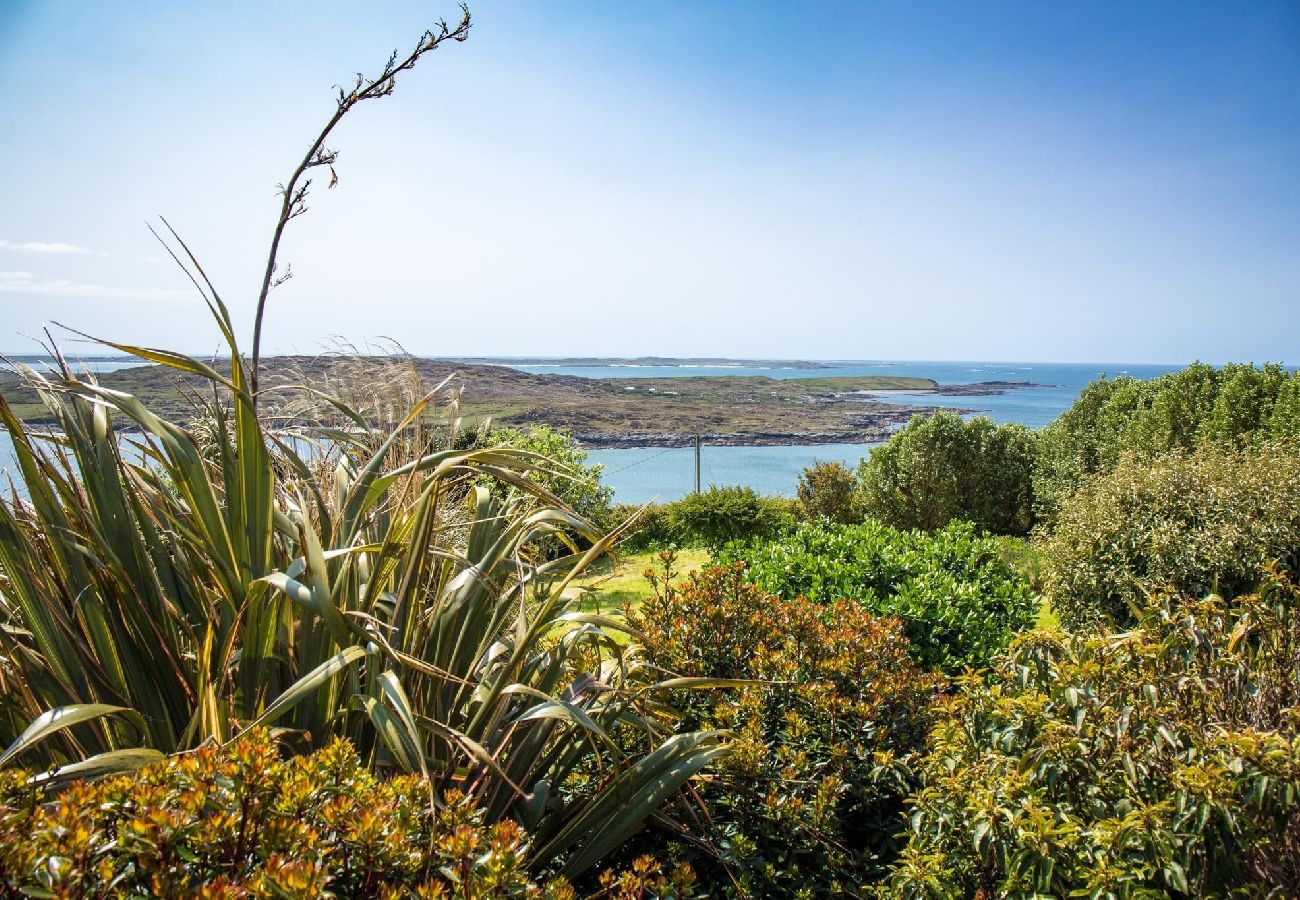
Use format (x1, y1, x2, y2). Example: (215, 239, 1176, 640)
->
(1, 356, 1044, 448)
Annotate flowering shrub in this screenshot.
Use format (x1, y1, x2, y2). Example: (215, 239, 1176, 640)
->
(629, 558, 941, 896)
(0, 731, 569, 897)
(720, 520, 1037, 672)
(888, 575, 1300, 897)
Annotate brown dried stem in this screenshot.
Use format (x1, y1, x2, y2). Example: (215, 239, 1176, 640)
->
(250, 5, 471, 401)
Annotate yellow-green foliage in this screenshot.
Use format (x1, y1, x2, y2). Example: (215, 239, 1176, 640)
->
(796, 459, 861, 525)
(889, 577, 1300, 898)
(1034, 362, 1300, 519)
(0, 730, 570, 897)
(1040, 443, 1300, 628)
(631, 558, 941, 896)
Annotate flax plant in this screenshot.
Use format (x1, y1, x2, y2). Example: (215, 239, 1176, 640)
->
(0, 284, 729, 874)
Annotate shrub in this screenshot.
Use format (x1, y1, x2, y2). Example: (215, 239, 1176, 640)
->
(663, 485, 790, 550)
(1034, 362, 1300, 520)
(720, 520, 1037, 672)
(629, 559, 941, 896)
(604, 502, 674, 552)
(1039, 443, 1300, 628)
(796, 459, 862, 524)
(466, 424, 614, 560)
(888, 576, 1300, 897)
(0, 729, 571, 897)
(475, 424, 613, 525)
(857, 412, 1037, 535)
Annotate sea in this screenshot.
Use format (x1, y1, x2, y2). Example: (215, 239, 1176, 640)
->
(0, 357, 1189, 504)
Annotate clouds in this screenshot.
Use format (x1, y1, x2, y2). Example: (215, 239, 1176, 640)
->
(0, 239, 106, 256)
(0, 269, 190, 302)
(0, 240, 188, 304)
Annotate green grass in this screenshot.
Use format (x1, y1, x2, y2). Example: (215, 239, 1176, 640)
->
(1035, 597, 1060, 629)
(782, 375, 937, 392)
(563, 548, 712, 615)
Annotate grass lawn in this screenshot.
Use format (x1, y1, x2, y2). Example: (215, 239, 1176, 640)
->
(563, 547, 712, 615)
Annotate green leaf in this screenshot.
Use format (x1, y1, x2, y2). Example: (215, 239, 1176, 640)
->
(29, 748, 165, 784)
(244, 646, 366, 730)
(1, 704, 144, 767)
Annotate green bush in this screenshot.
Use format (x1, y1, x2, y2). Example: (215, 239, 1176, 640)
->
(1039, 443, 1300, 628)
(630, 560, 941, 896)
(857, 412, 1037, 535)
(1034, 362, 1300, 520)
(796, 459, 862, 524)
(603, 502, 674, 552)
(720, 520, 1037, 673)
(0, 730, 572, 897)
(889, 577, 1300, 897)
(473, 423, 613, 525)
(606, 490, 794, 553)
(662, 486, 791, 550)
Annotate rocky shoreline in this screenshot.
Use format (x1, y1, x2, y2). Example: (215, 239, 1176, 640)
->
(573, 381, 1049, 448)
(2, 360, 1049, 451)
(574, 428, 904, 449)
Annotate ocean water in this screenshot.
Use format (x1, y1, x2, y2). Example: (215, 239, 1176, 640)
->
(586, 442, 882, 506)
(6, 357, 149, 374)
(0, 358, 1195, 503)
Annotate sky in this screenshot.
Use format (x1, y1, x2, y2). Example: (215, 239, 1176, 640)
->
(0, 1, 1297, 364)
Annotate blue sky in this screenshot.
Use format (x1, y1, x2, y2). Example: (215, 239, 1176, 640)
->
(0, 1, 1297, 363)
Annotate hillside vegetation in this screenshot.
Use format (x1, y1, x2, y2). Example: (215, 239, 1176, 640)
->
(0, 356, 940, 447)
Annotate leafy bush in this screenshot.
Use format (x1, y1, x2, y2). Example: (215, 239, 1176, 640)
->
(475, 424, 613, 525)
(857, 412, 1037, 535)
(796, 459, 862, 524)
(0, 729, 572, 897)
(720, 520, 1037, 672)
(1034, 362, 1300, 519)
(604, 502, 674, 552)
(1039, 443, 1300, 628)
(630, 559, 941, 896)
(889, 577, 1300, 897)
(662, 486, 791, 550)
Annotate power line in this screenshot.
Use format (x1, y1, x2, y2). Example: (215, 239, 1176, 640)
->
(602, 446, 676, 476)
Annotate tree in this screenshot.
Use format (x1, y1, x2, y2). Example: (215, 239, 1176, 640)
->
(856, 412, 1037, 535)
(1034, 363, 1300, 521)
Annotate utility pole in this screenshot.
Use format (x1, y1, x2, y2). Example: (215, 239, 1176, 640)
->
(694, 434, 702, 494)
